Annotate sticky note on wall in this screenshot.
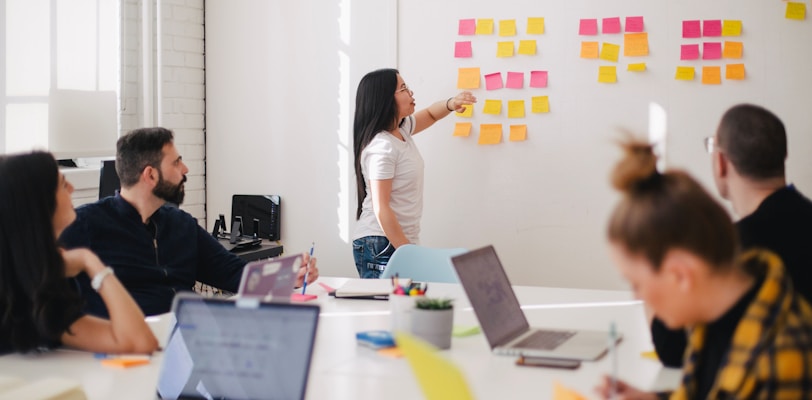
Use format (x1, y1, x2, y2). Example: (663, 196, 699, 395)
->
(581, 42, 599, 59)
(623, 33, 648, 56)
(476, 19, 494, 35)
(579, 19, 598, 35)
(625, 16, 644, 32)
(453, 122, 472, 137)
(598, 66, 617, 83)
(527, 17, 545, 34)
(483, 99, 502, 115)
(722, 20, 742, 36)
(786, 2, 806, 20)
(531, 96, 550, 113)
(703, 42, 722, 60)
(602, 17, 621, 34)
(509, 125, 527, 142)
(599, 43, 620, 62)
(726, 64, 745, 80)
(682, 20, 701, 38)
(681, 44, 700, 60)
(529, 71, 548, 88)
(457, 68, 481, 89)
(518, 40, 537, 55)
(455, 41, 472, 58)
(459, 19, 476, 35)
(497, 41, 515, 57)
(675, 66, 696, 81)
(627, 63, 646, 72)
(506, 72, 524, 89)
(478, 124, 502, 145)
(703, 20, 722, 37)
(701, 66, 721, 85)
(485, 72, 503, 90)
(723, 41, 743, 59)
(456, 105, 474, 117)
(507, 100, 525, 118)
(499, 19, 517, 36)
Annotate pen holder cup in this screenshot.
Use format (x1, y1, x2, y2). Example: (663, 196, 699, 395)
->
(389, 294, 423, 333)
(410, 308, 454, 350)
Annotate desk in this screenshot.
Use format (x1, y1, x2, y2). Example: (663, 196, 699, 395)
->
(0, 277, 680, 399)
(217, 238, 283, 262)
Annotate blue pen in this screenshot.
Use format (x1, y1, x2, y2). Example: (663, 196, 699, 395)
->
(301, 242, 314, 295)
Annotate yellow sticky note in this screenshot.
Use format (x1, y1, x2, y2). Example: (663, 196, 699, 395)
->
(457, 67, 481, 89)
(598, 66, 617, 83)
(507, 100, 525, 118)
(627, 63, 646, 72)
(527, 17, 545, 34)
(101, 358, 151, 368)
(641, 350, 659, 361)
(476, 19, 494, 35)
(531, 96, 550, 113)
(509, 125, 527, 142)
(702, 66, 722, 85)
(453, 122, 472, 137)
(723, 41, 743, 59)
(726, 64, 746, 80)
(675, 66, 695, 81)
(623, 33, 649, 57)
(786, 2, 806, 20)
(455, 105, 473, 117)
(497, 41, 515, 57)
(599, 43, 620, 62)
(396, 333, 474, 400)
(518, 40, 537, 55)
(553, 381, 588, 400)
(580, 42, 599, 59)
(722, 20, 742, 36)
(499, 19, 517, 36)
(483, 99, 502, 115)
(478, 124, 503, 145)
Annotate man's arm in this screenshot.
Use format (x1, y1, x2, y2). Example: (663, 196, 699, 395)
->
(195, 224, 246, 293)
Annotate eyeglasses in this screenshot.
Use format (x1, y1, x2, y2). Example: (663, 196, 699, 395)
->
(703, 136, 716, 154)
(395, 85, 413, 95)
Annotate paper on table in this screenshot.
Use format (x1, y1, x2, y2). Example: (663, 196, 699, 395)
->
(396, 332, 474, 400)
(333, 278, 412, 298)
(553, 381, 587, 400)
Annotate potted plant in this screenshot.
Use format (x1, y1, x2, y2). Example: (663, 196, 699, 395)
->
(411, 298, 454, 349)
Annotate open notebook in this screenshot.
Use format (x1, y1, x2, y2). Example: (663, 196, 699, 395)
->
(331, 278, 412, 299)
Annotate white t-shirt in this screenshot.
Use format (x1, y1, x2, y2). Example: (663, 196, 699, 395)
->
(353, 115, 424, 243)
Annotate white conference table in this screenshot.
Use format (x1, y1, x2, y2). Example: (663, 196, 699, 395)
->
(0, 277, 681, 399)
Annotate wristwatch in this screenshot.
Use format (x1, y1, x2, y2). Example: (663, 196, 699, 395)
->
(91, 267, 114, 291)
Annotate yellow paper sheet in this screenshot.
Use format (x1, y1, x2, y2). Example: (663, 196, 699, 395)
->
(457, 67, 481, 89)
(723, 41, 743, 59)
(786, 2, 806, 20)
(497, 41, 515, 57)
(483, 99, 502, 115)
(476, 19, 494, 35)
(726, 64, 745, 80)
(478, 124, 502, 145)
(623, 33, 649, 56)
(599, 43, 620, 62)
(453, 122, 472, 137)
(553, 382, 588, 400)
(580, 42, 599, 59)
(598, 66, 617, 83)
(702, 66, 721, 85)
(396, 333, 474, 400)
(527, 17, 545, 34)
(507, 100, 525, 118)
(499, 19, 516, 36)
(518, 40, 537, 55)
(531, 96, 550, 113)
(675, 66, 695, 81)
(627, 63, 646, 72)
(722, 20, 742, 36)
(455, 105, 473, 117)
(509, 125, 527, 141)
(640, 350, 659, 361)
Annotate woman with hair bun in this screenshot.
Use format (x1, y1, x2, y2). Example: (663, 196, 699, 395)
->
(595, 140, 812, 399)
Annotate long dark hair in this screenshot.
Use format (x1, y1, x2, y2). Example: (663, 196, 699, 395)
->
(0, 152, 83, 352)
(353, 68, 400, 219)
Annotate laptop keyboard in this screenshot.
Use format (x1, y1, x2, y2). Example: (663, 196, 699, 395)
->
(515, 330, 577, 350)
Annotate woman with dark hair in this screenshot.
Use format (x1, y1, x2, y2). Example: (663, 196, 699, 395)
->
(0, 152, 158, 354)
(595, 140, 812, 399)
(351, 68, 476, 278)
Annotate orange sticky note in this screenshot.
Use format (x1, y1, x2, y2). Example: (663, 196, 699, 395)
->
(478, 124, 502, 145)
(627, 63, 646, 72)
(726, 64, 746, 80)
(531, 96, 550, 113)
(722, 20, 742, 36)
(527, 17, 545, 34)
(599, 43, 620, 62)
(291, 293, 317, 302)
(377, 347, 404, 358)
(507, 100, 525, 118)
(483, 99, 502, 115)
(497, 41, 515, 57)
(702, 66, 722, 85)
(786, 2, 806, 20)
(455, 105, 473, 117)
(499, 19, 517, 36)
(476, 19, 494, 35)
(623, 33, 649, 57)
(580, 42, 599, 59)
(457, 67, 480, 89)
(518, 40, 537, 55)
(598, 66, 617, 83)
(509, 125, 527, 141)
(101, 358, 151, 368)
(675, 66, 695, 81)
(453, 122, 472, 137)
(723, 41, 743, 59)
(553, 381, 588, 400)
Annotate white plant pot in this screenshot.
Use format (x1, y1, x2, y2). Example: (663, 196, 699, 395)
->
(410, 308, 454, 350)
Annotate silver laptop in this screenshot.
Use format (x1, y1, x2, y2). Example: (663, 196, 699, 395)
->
(236, 254, 302, 302)
(156, 294, 320, 400)
(451, 245, 616, 361)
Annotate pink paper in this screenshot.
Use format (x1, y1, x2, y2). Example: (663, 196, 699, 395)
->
(602, 17, 621, 34)
(680, 44, 700, 60)
(579, 19, 598, 35)
(506, 72, 524, 89)
(529, 71, 548, 88)
(625, 16, 644, 32)
(455, 41, 472, 58)
(682, 20, 701, 38)
(459, 19, 476, 35)
(703, 20, 722, 37)
(485, 72, 503, 90)
(703, 42, 722, 59)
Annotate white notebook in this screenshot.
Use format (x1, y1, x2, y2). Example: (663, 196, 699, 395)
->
(333, 278, 411, 299)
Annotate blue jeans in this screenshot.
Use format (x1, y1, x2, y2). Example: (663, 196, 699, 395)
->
(352, 236, 395, 279)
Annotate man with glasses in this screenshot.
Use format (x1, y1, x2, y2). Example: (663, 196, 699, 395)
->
(651, 104, 812, 367)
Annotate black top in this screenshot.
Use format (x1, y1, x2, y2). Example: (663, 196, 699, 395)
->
(652, 185, 812, 368)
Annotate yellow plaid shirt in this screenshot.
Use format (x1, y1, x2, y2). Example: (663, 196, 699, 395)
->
(670, 250, 812, 400)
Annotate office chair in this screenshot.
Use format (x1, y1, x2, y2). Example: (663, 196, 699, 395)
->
(98, 159, 120, 199)
(380, 244, 468, 283)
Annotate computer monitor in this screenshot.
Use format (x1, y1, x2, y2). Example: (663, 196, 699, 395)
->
(98, 159, 120, 199)
(231, 194, 281, 241)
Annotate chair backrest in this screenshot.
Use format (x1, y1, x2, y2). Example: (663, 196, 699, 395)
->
(380, 245, 468, 283)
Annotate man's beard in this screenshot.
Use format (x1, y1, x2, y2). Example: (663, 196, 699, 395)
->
(153, 172, 186, 205)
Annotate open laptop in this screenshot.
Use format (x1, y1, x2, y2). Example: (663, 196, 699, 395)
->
(451, 245, 616, 361)
(156, 294, 320, 400)
(236, 254, 302, 302)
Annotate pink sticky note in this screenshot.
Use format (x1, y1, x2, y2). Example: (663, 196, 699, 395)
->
(680, 44, 700, 60)
(703, 42, 722, 59)
(703, 20, 722, 37)
(506, 72, 524, 89)
(529, 71, 548, 88)
(625, 16, 644, 32)
(683, 20, 701, 38)
(454, 41, 472, 58)
(459, 19, 476, 35)
(484, 72, 503, 90)
(602, 17, 621, 34)
(579, 19, 598, 35)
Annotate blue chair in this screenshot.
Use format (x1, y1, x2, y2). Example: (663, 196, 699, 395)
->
(380, 244, 468, 283)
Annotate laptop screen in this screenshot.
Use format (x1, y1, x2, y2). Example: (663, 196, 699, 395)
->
(451, 245, 530, 348)
(237, 254, 302, 301)
(157, 295, 320, 400)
